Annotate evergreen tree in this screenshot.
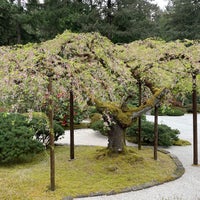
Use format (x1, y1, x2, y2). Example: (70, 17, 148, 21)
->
(0, 0, 36, 45)
(93, 0, 160, 43)
(0, 0, 164, 45)
(0, 0, 12, 45)
(159, 0, 200, 40)
(115, 0, 160, 43)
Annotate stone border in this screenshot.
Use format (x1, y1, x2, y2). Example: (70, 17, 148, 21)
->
(63, 149, 185, 200)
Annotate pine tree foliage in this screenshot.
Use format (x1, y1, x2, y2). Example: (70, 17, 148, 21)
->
(160, 0, 200, 40)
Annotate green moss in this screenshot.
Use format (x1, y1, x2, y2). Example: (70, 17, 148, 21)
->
(0, 146, 177, 199)
(94, 99, 137, 127)
(92, 87, 164, 127)
(145, 88, 164, 107)
(90, 113, 102, 123)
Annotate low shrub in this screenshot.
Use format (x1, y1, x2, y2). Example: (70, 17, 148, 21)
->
(0, 113, 44, 164)
(173, 139, 191, 146)
(89, 113, 108, 135)
(0, 112, 65, 164)
(90, 120, 107, 135)
(25, 112, 65, 147)
(184, 104, 200, 113)
(151, 106, 185, 116)
(126, 118, 180, 147)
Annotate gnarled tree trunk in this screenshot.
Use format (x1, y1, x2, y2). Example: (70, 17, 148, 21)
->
(107, 123, 126, 153)
(87, 85, 167, 154)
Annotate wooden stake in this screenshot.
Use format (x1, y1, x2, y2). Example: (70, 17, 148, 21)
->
(154, 105, 158, 160)
(192, 73, 198, 165)
(48, 77, 55, 191)
(70, 89, 75, 160)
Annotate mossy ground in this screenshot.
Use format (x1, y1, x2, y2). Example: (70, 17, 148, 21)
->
(0, 146, 176, 200)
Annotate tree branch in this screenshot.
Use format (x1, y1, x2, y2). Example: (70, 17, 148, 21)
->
(132, 88, 168, 119)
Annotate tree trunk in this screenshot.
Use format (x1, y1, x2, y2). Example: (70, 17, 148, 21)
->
(107, 123, 126, 153)
(107, 0, 112, 25)
(17, 0, 21, 44)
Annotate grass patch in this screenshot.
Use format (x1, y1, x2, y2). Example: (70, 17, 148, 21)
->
(0, 146, 177, 199)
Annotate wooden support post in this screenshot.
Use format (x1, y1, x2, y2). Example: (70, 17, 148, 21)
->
(70, 89, 75, 160)
(192, 73, 198, 165)
(138, 80, 142, 150)
(154, 105, 158, 160)
(48, 77, 55, 191)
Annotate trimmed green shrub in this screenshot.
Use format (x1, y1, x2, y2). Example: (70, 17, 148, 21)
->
(0, 113, 44, 164)
(151, 106, 185, 116)
(0, 112, 65, 164)
(173, 139, 191, 146)
(25, 112, 65, 147)
(89, 113, 108, 135)
(184, 104, 200, 113)
(90, 120, 106, 135)
(126, 119, 180, 147)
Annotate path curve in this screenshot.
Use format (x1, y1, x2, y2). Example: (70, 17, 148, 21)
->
(57, 114, 200, 200)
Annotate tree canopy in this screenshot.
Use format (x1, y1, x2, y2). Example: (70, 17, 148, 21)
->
(0, 30, 199, 152)
(0, 30, 199, 111)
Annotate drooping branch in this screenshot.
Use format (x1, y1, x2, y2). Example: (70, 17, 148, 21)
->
(129, 64, 157, 94)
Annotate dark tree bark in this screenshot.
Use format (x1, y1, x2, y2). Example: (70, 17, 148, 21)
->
(108, 123, 125, 153)
(17, 0, 22, 44)
(107, 0, 112, 25)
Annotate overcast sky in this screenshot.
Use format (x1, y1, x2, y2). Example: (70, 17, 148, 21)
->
(152, 0, 169, 10)
(20, 0, 169, 10)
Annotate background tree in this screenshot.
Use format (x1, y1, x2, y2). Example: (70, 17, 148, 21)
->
(93, 0, 160, 43)
(2, 0, 200, 45)
(0, 0, 36, 45)
(159, 0, 200, 40)
(0, 0, 13, 45)
(0, 0, 24, 45)
(0, 0, 163, 45)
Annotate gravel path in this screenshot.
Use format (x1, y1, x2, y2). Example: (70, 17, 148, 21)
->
(57, 114, 200, 200)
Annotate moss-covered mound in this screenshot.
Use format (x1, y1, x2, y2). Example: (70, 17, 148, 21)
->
(0, 146, 183, 199)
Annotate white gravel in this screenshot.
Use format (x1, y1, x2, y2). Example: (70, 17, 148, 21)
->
(57, 114, 200, 200)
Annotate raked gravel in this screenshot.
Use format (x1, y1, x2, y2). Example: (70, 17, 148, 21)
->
(56, 114, 200, 200)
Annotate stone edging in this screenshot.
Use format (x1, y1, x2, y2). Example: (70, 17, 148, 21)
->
(63, 149, 185, 200)
(158, 149, 185, 178)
